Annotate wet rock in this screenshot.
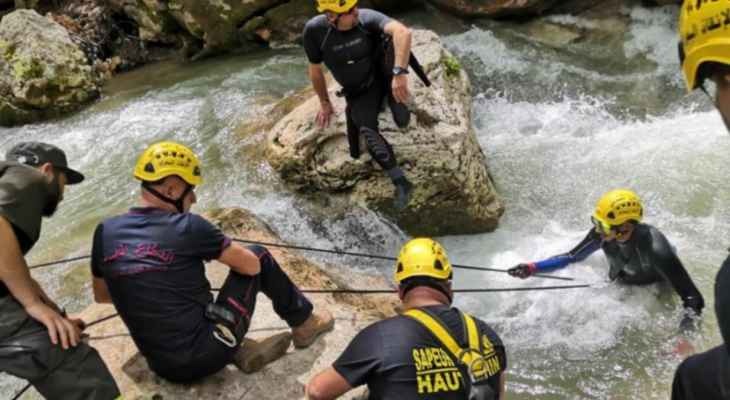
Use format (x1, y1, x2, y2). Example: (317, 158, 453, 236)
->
(77, 207, 397, 400)
(249, 0, 317, 46)
(266, 29, 504, 236)
(426, 0, 560, 18)
(0, 9, 101, 126)
(55, 0, 149, 72)
(109, 0, 180, 44)
(165, 0, 281, 52)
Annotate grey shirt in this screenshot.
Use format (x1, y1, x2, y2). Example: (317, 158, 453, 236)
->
(303, 9, 391, 90)
(0, 162, 48, 297)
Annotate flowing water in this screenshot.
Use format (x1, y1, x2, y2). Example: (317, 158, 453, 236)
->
(2, 3, 727, 399)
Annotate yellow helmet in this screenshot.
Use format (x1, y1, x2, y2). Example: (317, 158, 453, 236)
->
(678, 0, 730, 91)
(134, 141, 202, 186)
(592, 189, 643, 235)
(316, 0, 357, 13)
(395, 238, 453, 284)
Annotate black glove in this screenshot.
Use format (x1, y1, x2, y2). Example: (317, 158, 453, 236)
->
(508, 263, 536, 279)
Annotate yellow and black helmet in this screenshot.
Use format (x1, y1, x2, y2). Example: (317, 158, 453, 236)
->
(395, 238, 453, 284)
(316, 0, 357, 13)
(133, 141, 202, 186)
(591, 189, 643, 235)
(678, 0, 730, 91)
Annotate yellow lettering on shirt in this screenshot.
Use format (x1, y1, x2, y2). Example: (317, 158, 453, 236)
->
(417, 374, 432, 394)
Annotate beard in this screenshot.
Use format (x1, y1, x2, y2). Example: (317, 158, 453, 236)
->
(42, 174, 62, 216)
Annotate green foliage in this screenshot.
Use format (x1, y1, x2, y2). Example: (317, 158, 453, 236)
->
(443, 55, 461, 77)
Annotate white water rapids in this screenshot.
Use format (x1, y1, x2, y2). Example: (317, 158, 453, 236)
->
(1, 3, 728, 399)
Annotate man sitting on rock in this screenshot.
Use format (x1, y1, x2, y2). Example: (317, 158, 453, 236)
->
(0, 142, 120, 399)
(306, 238, 507, 399)
(90, 141, 334, 382)
(303, 0, 414, 210)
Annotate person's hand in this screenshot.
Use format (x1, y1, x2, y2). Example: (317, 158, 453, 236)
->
(673, 337, 695, 358)
(68, 317, 87, 332)
(25, 302, 81, 349)
(508, 263, 536, 279)
(316, 100, 335, 129)
(392, 74, 410, 104)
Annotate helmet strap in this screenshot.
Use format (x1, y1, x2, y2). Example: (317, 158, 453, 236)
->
(142, 181, 192, 213)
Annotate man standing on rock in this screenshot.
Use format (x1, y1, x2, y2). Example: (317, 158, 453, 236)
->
(0, 142, 120, 399)
(306, 238, 507, 400)
(90, 141, 334, 382)
(303, 0, 414, 210)
(671, 1, 730, 397)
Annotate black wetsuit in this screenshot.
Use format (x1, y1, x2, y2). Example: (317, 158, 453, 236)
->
(302, 9, 408, 178)
(531, 223, 704, 325)
(0, 162, 120, 399)
(333, 305, 506, 400)
(671, 256, 730, 400)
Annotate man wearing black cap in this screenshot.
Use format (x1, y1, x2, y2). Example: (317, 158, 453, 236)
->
(671, 260, 730, 400)
(0, 142, 120, 399)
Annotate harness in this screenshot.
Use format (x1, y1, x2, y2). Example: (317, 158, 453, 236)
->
(405, 308, 499, 400)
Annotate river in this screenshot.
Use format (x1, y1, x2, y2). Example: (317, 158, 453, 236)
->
(2, 3, 726, 399)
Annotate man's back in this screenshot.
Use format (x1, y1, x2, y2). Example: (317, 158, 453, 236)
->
(672, 344, 730, 400)
(333, 305, 506, 399)
(91, 207, 230, 369)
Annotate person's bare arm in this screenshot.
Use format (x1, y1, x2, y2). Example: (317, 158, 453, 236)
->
(92, 277, 113, 304)
(0, 216, 80, 349)
(217, 243, 261, 276)
(384, 20, 411, 71)
(384, 20, 412, 104)
(306, 367, 353, 400)
(308, 63, 335, 128)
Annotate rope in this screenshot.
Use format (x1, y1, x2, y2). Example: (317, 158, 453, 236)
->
(11, 383, 30, 400)
(230, 238, 574, 281)
(26, 238, 575, 282)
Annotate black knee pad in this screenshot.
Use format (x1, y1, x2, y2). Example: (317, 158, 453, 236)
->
(361, 127, 397, 170)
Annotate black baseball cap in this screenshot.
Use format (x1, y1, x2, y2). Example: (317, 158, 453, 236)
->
(6, 142, 85, 184)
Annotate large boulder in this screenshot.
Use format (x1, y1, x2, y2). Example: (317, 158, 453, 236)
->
(76, 207, 397, 400)
(0, 9, 102, 126)
(266, 29, 504, 236)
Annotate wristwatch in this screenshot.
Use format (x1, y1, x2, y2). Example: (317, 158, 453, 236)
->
(392, 66, 409, 76)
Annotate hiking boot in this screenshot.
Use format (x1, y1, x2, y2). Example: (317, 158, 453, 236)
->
(393, 177, 413, 211)
(292, 310, 335, 349)
(233, 332, 292, 374)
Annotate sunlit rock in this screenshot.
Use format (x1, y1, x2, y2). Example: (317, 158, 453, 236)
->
(0, 9, 101, 126)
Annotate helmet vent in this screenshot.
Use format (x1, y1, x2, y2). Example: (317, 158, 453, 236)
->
(607, 211, 615, 220)
(434, 260, 443, 270)
(396, 262, 403, 273)
(194, 166, 201, 176)
(144, 162, 155, 173)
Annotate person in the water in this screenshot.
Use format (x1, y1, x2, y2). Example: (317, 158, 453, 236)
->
(508, 189, 704, 332)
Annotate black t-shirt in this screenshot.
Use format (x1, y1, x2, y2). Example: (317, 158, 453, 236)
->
(0, 162, 49, 297)
(672, 344, 730, 400)
(334, 305, 507, 400)
(302, 9, 391, 90)
(91, 207, 231, 371)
